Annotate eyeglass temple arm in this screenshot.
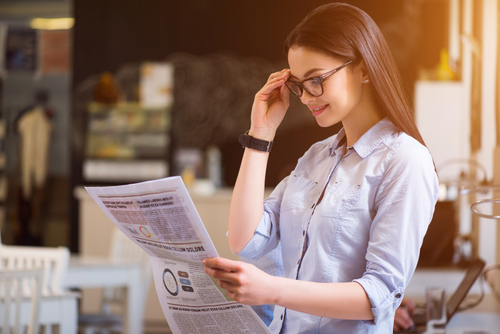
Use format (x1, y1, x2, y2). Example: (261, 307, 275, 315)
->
(321, 60, 353, 81)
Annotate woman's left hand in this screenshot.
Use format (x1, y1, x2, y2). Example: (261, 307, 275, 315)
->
(203, 257, 277, 305)
(393, 298, 415, 331)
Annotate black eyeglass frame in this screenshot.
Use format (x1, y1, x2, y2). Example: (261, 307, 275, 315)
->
(285, 60, 354, 97)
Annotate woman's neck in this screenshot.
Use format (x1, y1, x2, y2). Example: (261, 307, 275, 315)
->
(342, 109, 384, 147)
(342, 85, 384, 147)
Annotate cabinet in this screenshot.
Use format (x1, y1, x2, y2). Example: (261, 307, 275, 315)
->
(83, 102, 170, 182)
(70, 62, 174, 252)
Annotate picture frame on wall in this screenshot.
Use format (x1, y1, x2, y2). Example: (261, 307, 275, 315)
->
(5, 27, 37, 72)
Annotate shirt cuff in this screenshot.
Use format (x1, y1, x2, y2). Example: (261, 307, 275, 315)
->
(353, 274, 404, 325)
(235, 213, 274, 260)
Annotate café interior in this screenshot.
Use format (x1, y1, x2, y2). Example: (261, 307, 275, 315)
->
(0, 0, 500, 333)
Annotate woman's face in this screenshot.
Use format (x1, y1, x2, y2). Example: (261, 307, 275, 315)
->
(287, 47, 368, 128)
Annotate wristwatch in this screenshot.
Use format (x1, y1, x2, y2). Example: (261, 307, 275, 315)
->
(238, 131, 273, 152)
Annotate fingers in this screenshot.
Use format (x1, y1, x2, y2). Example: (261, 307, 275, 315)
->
(203, 257, 241, 272)
(203, 258, 243, 297)
(280, 78, 290, 106)
(401, 298, 416, 314)
(259, 70, 290, 96)
(394, 307, 414, 330)
(203, 257, 245, 286)
(268, 68, 290, 80)
(204, 266, 237, 283)
(218, 279, 235, 291)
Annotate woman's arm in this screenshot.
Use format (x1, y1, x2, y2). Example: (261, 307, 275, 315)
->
(227, 148, 269, 253)
(228, 69, 290, 253)
(203, 257, 374, 320)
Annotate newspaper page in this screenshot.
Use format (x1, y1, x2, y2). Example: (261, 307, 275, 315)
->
(85, 176, 272, 334)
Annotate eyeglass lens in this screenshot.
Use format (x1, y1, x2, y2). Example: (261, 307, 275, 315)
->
(286, 78, 323, 97)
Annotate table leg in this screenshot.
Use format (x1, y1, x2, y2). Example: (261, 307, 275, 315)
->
(58, 296, 78, 334)
(125, 268, 144, 334)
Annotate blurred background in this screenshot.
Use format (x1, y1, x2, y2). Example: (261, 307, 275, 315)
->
(0, 0, 452, 251)
(1, 0, 499, 332)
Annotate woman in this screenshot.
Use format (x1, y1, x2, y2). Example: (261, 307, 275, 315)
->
(203, 3, 439, 333)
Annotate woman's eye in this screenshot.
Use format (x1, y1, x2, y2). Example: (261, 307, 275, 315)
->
(311, 78, 322, 86)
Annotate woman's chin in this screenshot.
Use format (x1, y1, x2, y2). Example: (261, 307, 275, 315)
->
(315, 117, 339, 128)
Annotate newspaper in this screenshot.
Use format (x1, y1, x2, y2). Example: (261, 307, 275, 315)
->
(85, 176, 272, 334)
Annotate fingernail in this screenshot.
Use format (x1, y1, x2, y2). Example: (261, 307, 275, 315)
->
(202, 259, 206, 265)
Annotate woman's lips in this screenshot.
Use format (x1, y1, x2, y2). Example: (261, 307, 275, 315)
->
(311, 104, 328, 117)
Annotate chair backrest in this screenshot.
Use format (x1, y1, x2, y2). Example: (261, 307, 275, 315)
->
(0, 246, 70, 295)
(0, 268, 43, 334)
(102, 227, 152, 313)
(110, 227, 150, 265)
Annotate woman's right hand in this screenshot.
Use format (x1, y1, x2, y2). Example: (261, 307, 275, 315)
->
(249, 69, 291, 141)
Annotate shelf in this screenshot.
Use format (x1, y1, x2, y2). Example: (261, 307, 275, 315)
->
(87, 102, 170, 113)
(85, 102, 171, 161)
(83, 159, 168, 182)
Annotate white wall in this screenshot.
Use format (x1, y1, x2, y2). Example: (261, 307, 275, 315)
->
(415, 0, 498, 266)
(477, 0, 498, 268)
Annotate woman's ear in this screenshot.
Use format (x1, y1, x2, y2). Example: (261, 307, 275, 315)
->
(357, 60, 370, 83)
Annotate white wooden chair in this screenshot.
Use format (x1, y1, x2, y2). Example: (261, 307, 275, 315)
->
(78, 227, 152, 334)
(0, 268, 43, 334)
(0, 245, 78, 334)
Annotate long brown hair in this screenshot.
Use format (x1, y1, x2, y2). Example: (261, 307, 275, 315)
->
(284, 3, 427, 147)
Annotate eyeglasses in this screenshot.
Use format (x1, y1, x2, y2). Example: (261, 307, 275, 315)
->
(285, 60, 353, 97)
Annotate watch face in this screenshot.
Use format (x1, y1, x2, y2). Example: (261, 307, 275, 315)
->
(163, 268, 179, 296)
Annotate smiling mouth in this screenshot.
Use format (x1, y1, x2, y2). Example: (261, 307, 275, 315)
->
(311, 104, 327, 116)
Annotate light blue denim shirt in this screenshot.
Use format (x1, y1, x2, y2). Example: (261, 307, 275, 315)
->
(241, 244, 283, 326)
(237, 118, 439, 334)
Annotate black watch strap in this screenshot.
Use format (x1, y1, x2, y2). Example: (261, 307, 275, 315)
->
(239, 131, 273, 152)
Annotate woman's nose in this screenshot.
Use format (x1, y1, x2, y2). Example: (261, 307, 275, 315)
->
(300, 91, 315, 105)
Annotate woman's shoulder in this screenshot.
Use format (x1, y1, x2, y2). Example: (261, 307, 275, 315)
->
(382, 131, 435, 172)
(384, 130, 430, 156)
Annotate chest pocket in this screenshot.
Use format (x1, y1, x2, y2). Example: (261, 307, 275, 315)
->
(319, 181, 363, 219)
(281, 175, 317, 214)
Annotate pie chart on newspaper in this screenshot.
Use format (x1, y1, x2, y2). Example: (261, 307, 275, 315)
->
(163, 268, 179, 296)
(140, 226, 152, 237)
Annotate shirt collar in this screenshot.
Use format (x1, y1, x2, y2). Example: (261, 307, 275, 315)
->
(329, 127, 346, 156)
(329, 118, 398, 158)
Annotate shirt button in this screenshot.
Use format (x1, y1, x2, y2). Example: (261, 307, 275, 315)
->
(395, 293, 402, 298)
(302, 230, 305, 236)
(280, 314, 283, 320)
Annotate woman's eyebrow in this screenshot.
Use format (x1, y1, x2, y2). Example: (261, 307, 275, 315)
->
(291, 68, 325, 80)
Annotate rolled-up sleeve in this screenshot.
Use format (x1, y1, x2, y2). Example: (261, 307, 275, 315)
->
(236, 176, 290, 260)
(353, 144, 439, 324)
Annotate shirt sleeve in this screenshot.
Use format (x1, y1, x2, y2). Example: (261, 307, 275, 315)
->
(353, 143, 439, 325)
(236, 176, 290, 260)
